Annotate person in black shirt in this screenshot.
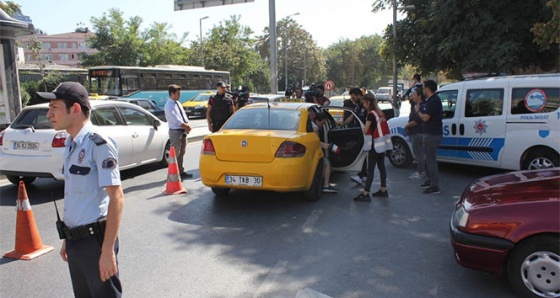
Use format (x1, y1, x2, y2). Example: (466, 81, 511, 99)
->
(207, 81, 235, 132)
(415, 80, 443, 194)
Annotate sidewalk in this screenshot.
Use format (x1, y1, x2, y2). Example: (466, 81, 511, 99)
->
(187, 126, 211, 142)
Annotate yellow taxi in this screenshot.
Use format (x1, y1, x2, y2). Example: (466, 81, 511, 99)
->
(199, 102, 368, 201)
(182, 91, 214, 118)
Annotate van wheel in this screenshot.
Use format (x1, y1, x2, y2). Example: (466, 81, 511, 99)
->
(7, 175, 36, 186)
(389, 138, 413, 168)
(303, 161, 323, 202)
(522, 149, 559, 170)
(159, 142, 171, 167)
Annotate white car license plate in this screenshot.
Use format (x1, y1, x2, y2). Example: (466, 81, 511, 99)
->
(225, 175, 262, 187)
(13, 141, 39, 150)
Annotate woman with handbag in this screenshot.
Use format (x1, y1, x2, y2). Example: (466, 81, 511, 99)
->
(354, 93, 391, 202)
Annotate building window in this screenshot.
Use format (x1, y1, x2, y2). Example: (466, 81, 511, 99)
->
(71, 54, 77, 59)
(58, 43, 67, 49)
(72, 43, 77, 48)
(78, 42, 87, 49)
(59, 54, 69, 61)
(42, 42, 51, 49)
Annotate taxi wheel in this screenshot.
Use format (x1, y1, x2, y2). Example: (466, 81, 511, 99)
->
(522, 149, 559, 170)
(507, 236, 560, 298)
(7, 175, 36, 186)
(388, 138, 413, 168)
(303, 161, 323, 202)
(211, 187, 231, 196)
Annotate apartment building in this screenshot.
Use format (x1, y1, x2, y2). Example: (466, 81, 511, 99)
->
(20, 28, 98, 68)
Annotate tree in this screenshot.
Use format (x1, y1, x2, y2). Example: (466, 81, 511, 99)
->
(201, 15, 269, 92)
(80, 9, 191, 67)
(324, 35, 389, 90)
(374, 0, 559, 79)
(256, 17, 326, 90)
(0, 0, 20, 15)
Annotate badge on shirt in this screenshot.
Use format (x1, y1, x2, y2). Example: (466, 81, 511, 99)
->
(102, 157, 118, 169)
(78, 149, 86, 163)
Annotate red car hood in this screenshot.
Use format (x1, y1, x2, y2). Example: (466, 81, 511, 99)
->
(462, 168, 560, 209)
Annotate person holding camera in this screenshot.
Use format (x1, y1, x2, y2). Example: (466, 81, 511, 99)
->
(234, 86, 250, 110)
(207, 81, 235, 132)
(314, 84, 331, 106)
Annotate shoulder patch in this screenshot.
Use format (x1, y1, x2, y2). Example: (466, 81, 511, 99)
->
(89, 133, 107, 146)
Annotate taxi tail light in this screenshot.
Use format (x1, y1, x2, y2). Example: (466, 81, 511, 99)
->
(201, 139, 216, 155)
(0, 130, 4, 146)
(52, 132, 68, 147)
(275, 141, 306, 158)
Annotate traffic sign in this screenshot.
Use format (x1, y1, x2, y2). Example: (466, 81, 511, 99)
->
(324, 80, 334, 91)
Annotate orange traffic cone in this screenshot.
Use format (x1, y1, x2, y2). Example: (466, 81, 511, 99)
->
(3, 181, 54, 260)
(162, 146, 187, 195)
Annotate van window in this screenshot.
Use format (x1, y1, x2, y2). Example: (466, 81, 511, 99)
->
(438, 90, 458, 119)
(511, 87, 560, 115)
(465, 89, 504, 117)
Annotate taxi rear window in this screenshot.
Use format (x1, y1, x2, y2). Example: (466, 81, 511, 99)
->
(223, 109, 299, 131)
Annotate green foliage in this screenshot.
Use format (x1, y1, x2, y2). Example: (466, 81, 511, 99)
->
(201, 15, 269, 92)
(531, 0, 560, 50)
(325, 35, 389, 90)
(255, 16, 326, 91)
(0, 0, 20, 15)
(80, 9, 192, 67)
(24, 73, 65, 105)
(375, 0, 559, 79)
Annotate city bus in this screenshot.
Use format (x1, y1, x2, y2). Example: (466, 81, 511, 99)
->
(87, 65, 230, 106)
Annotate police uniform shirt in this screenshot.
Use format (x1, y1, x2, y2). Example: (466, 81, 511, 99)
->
(164, 97, 189, 129)
(63, 122, 121, 228)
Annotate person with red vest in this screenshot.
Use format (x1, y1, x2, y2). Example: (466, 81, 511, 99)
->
(354, 93, 391, 202)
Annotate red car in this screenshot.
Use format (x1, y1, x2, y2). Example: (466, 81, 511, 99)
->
(450, 168, 560, 298)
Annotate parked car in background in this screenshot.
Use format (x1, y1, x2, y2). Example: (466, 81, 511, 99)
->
(117, 98, 166, 121)
(199, 102, 368, 201)
(375, 87, 393, 101)
(450, 168, 560, 298)
(183, 91, 213, 119)
(0, 101, 170, 185)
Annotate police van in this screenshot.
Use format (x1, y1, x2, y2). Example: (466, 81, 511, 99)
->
(387, 74, 559, 170)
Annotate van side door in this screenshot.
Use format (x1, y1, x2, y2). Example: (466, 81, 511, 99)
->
(453, 87, 506, 167)
(437, 89, 460, 161)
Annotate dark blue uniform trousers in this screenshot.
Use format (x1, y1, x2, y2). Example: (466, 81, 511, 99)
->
(66, 235, 122, 298)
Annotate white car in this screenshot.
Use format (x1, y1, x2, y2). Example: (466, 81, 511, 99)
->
(0, 100, 170, 185)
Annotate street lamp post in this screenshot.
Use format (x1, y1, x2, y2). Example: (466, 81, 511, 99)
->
(392, 2, 415, 108)
(199, 16, 209, 67)
(269, 0, 278, 94)
(283, 12, 299, 92)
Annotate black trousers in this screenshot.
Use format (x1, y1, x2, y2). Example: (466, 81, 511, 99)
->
(66, 235, 122, 298)
(212, 119, 227, 132)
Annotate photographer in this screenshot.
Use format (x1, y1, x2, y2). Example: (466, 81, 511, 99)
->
(233, 86, 250, 110)
(314, 84, 331, 106)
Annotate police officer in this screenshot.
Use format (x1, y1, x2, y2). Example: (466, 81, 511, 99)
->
(207, 81, 235, 132)
(38, 82, 124, 297)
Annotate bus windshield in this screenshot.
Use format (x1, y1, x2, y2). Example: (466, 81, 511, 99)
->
(89, 69, 120, 96)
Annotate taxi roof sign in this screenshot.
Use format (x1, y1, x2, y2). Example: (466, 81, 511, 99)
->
(174, 0, 254, 11)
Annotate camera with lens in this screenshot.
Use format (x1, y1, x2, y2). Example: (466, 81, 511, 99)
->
(304, 83, 320, 103)
(227, 86, 249, 101)
(285, 85, 294, 98)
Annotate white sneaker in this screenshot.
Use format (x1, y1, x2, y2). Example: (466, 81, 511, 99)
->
(409, 172, 423, 180)
(350, 175, 365, 184)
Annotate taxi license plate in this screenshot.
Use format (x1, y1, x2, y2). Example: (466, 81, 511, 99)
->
(225, 175, 262, 187)
(13, 141, 39, 150)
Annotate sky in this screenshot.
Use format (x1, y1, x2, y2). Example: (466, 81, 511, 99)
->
(12, 0, 401, 48)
